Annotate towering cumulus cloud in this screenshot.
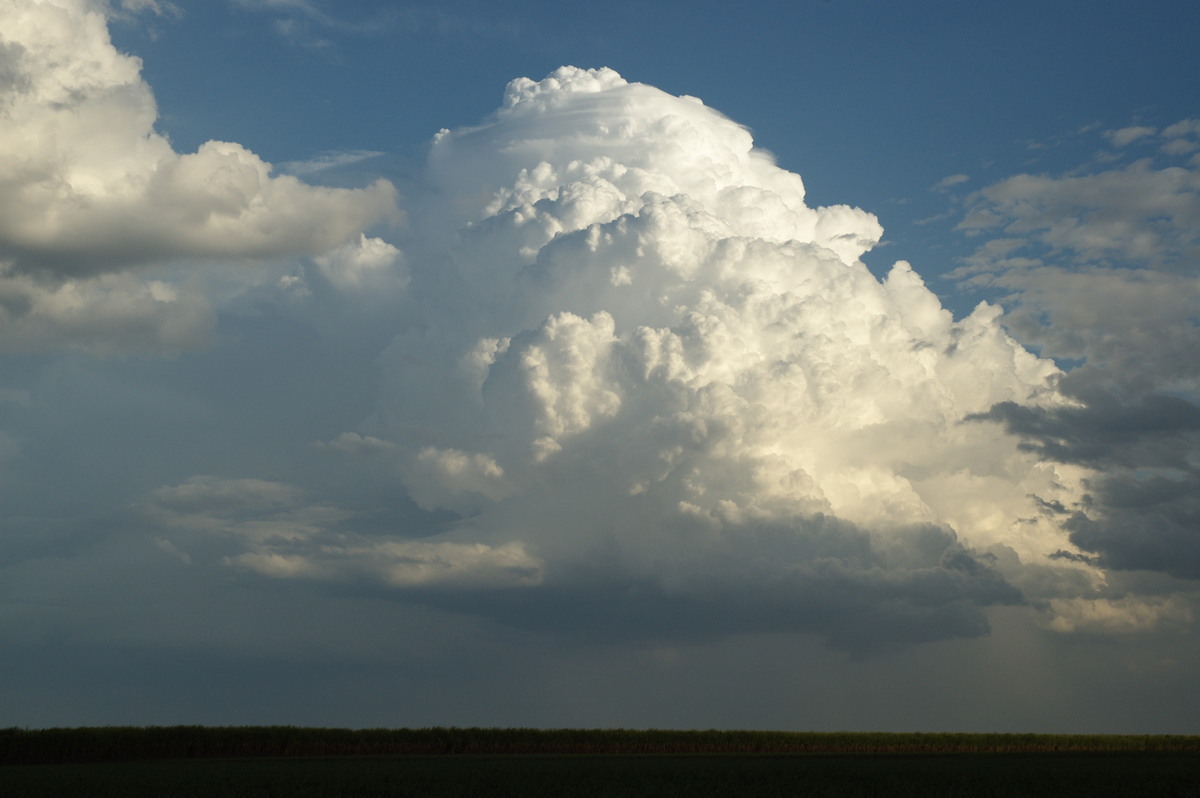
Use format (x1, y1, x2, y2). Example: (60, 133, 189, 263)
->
(293, 67, 1100, 649)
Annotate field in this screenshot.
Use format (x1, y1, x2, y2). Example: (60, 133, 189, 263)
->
(3, 727, 1199, 797)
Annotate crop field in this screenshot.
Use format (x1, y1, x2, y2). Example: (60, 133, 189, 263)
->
(3, 728, 1199, 797)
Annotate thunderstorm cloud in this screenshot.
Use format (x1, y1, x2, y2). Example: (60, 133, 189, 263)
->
(3, 0, 1198, 727)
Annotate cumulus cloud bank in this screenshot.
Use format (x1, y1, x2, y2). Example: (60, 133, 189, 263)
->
(158, 65, 1133, 651)
(0, 0, 397, 352)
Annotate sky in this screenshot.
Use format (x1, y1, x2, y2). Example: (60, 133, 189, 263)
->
(1, 0, 1198, 733)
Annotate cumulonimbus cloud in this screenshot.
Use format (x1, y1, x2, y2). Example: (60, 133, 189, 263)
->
(220, 65, 1134, 650)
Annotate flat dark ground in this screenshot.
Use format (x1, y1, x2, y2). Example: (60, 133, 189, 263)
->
(4, 752, 1200, 798)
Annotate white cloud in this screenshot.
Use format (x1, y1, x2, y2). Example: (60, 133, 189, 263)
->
(0, 0, 397, 353)
(1158, 119, 1200, 157)
(1104, 125, 1156, 147)
(932, 173, 970, 192)
(0, 0, 396, 268)
(954, 126, 1200, 394)
(312, 234, 408, 293)
(315, 432, 398, 456)
(363, 67, 1113, 647)
(957, 159, 1200, 270)
(1045, 596, 1194, 635)
(1162, 119, 1200, 139)
(278, 150, 386, 177)
(402, 447, 514, 512)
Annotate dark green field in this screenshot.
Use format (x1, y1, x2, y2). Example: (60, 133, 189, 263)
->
(3, 728, 1199, 797)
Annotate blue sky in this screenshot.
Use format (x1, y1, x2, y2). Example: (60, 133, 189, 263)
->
(110, 0, 1198, 309)
(2, 0, 1199, 732)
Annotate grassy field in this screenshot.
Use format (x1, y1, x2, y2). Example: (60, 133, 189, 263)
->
(3, 728, 1199, 797)
(5, 726, 1200, 762)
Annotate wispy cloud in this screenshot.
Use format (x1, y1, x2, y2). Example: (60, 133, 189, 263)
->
(229, 0, 522, 47)
(279, 150, 387, 177)
(931, 173, 970, 193)
(1104, 125, 1156, 147)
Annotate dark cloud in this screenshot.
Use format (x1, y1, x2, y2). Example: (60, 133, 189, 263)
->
(180, 508, 1023, 654)
(971, 390, 1200, 580)
(970, 393, 1200, 468)
(1065, 473, 1200, 580)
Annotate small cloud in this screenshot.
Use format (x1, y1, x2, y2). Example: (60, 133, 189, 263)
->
(312, 235, 408, 292)
(1162, 119, 1200, 138)
(913, 212, 953, 226)
(315, 432, 398, 456)
(110, 0, 182, 18)
(278, 150, 386, 177)
(229, 539, 544, 589)
(931, 173, 969, 193)
(145, 476, 305, 517)
(231, 0, 400, 41)
(1157, 120, 1200, 157)
(1104, 125, 1156, 147)
(1045, 596, 1194, 635)
(1161, 138, 1199, 157)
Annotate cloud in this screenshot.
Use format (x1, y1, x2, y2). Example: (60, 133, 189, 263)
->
(312, 234, 408, 293)
(138, 476, 543, 590)
(231, 0, 337, 31)
(972, 395, 1200, 467)
(43, 65, 1087, 652)
(953, 121, 1200, 588)
(144, 475, 307, 518)
(1045, 595, 1194, 635)
(315, 432, 398, 456)
(279, 150, 387, 177)
(0, 265, 213, 354)
(323, 66, 1129, 650)
(932, 173, 970, 192)
(228, 540, 542, 589)
(971, 394, 1200, 580)
(6, 31, 1191, 655)
(956, 160, 1200, 271)
(0, 0, 397, 273)
(1105, 125, 1156, 147)
(0, 0, 397, 352)
(1159, 119, 1200, 157)
(230, 0, 500, 46)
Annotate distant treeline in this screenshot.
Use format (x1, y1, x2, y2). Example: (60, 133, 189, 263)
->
(3, 726, 1199, 764)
